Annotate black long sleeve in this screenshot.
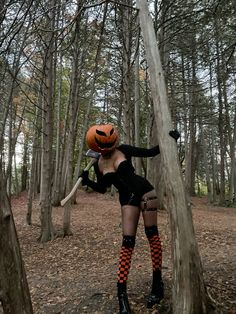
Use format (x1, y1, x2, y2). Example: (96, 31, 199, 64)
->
(84, 161, 107, 194)
(118, 144, 160, 158)
(85, 178, 107, 194)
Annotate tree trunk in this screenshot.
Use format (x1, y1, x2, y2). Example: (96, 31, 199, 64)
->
(201, 130, 213, 202)
(39, 2, 56, 242)
(214, 17, 225, 205)
(52, 53, 63, 206)
(7, 97, 13, 196)
(136, 2, 211, 313)
(148, 116, 166, 210)
(185, 41, 197, 197)
(13, 152, 20, 195)
(52, 0, 63, 206)
(27, 106, 41, 225)
(21, 135, 28, 192)
(62, 2, 85, 235)
(0, 168, 33, 314)
(209, 57, 217, 203)
(134, 27, 142, 175)
(121, 0, 133, 144)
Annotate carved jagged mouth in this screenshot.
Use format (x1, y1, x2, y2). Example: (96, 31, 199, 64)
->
(95, 137, 117, 149)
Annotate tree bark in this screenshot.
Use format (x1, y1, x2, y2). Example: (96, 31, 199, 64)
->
(39, 1, 56, 242)
(201, 129, 213, 202)
(214, 17, 225, 205)
(185, 41, 197, 197)
(120, 0, 133, 144)
(21, 134, 29, 192)
(27, 106, 41, 225)
(136, 2, 211, 313)
(62, 2, 85, 235)
(134, 26, 142, 175)
(0, 168, 33, 314)
(208, 55, 217, 203)
(52, 50, 63, 206)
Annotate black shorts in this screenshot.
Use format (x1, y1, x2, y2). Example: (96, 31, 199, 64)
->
(119, 191, 141, 206)
(118, 177, 154, 207)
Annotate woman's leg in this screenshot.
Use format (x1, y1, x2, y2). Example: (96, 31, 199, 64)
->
(143, 211, 162, 274)
(118, 205, 140, 287)
(141, 192, 164, 308)
(117, 205, 140, 313)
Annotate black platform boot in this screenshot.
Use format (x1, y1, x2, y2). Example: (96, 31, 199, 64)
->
(146, 271, 164, 309)
(117, 284, 131, 314)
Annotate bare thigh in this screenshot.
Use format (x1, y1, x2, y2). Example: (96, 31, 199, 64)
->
(121, 205, 140, 236)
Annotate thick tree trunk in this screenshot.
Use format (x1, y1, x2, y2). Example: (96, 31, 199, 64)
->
(136, 2, 211, 313)
(62, 3, 84, 235)
(52, 54, 63, 206)
(0, 169, 33, 314)
(134, 30, 142, 175)
(40, 77, 54, 242)
(185, 43, 197, 197)
(148, 117, 166, 210)
(39, 2, 56, 242)
(121, 0, 133, 144)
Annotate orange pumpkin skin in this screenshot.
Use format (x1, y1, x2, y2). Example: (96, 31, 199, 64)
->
(86, 124, 119, 154)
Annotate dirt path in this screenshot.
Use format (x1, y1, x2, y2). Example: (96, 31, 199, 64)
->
(7, 191, 236, 313)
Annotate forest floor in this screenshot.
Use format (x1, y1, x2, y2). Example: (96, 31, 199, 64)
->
(4, 190, 236, 314)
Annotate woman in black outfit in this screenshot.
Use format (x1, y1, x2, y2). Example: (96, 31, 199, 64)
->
(81, 124, 179, 314)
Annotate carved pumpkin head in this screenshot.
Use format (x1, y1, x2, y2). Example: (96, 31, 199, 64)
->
(86, 124, 119, 154)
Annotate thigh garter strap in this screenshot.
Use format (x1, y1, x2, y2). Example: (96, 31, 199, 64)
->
(141, 196, 157, 212)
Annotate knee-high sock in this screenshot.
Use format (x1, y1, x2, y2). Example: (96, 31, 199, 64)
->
(117, 235, 135, 290)
(145, 225, 162, 272)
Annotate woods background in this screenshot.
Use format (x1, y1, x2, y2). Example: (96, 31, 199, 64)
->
(0, 0, 235, 239)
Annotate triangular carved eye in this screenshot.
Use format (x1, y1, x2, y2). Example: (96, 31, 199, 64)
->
(110, 128, 114, 135)
(96, 129, 106, 136)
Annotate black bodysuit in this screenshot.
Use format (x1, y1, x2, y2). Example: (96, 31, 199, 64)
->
(85, 144, 160, 206)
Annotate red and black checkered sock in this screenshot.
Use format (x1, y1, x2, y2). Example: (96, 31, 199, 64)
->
(117, 235, 135, 288)
(145, 225, 162, 272)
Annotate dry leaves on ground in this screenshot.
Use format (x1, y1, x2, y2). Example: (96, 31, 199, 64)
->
(3, 190, 236, 314)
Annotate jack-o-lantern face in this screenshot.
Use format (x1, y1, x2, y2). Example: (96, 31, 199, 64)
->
(86, 124, 119, 154)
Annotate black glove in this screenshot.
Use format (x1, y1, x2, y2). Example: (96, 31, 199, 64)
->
(80, 170, 89, 186)
(169, 129, 180, 142)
